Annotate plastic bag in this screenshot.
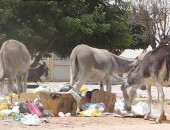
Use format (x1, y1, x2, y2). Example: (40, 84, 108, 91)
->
(21, 114, 41, 126)
(19, 103, 30, 114)
(0, 103, 9, 111)
(78, 109, 103, 117)
(81, 102, 105, 112)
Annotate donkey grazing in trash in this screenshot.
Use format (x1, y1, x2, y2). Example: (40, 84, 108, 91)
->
(121, 44, 170, 123)
(70, 44, 143, 94)
(0, 40, 31, 95)
(27, 61, 49, 82)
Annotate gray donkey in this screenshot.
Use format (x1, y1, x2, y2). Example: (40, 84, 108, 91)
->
(121, 44, 170, 123)
(70, 44, 141, 93)
(0, 40, 31, 95)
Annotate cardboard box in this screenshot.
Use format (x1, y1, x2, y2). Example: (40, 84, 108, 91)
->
(39, 93, 77, 116)
(80, 97, 91, 107)
(12, 92, 77, 116)
(91, 90, 116, 112)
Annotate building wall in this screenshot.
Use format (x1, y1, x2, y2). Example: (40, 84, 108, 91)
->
(44, 53, 70, 82)
(43, 53, 122, 84)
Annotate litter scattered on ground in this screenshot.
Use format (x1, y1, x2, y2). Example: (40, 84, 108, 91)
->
(78, 109, 103, 117)
(114, 101, 165, 119)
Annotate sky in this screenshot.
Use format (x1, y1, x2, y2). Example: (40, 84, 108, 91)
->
(120, 46, 152, 58)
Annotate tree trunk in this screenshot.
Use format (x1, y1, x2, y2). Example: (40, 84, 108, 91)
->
(31, 39, 56, 68)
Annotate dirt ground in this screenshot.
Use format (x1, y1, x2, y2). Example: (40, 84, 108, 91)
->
(0, 83, 170, 130)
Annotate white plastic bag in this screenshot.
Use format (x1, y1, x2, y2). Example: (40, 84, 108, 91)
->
(21, 114, 41, 126)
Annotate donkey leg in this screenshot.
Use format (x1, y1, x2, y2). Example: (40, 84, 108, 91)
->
(7, 77, 14, 94)
(70, 66, 76, 87)
(7, 77, 14, 102)
(23, 72, 29, 93)
(156, 83, 166, 123)
(106, 76, 112, 93)
(0, 79, 4, 96)
(74, 76, 86, 113)
(144, 85, 152, 120)
(74, 76, 86, 94)
(16, 76, 22, 95)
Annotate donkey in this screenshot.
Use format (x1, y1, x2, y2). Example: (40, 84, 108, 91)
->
(70, 44, 141, 94)
(27, 61, 49, 82)
(121, 44, 170, 123)
(0, 39, 31, 95)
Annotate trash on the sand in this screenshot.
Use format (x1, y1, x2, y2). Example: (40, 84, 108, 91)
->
(27, 102, 42, 117)
(58, 112, 65, 117)
(33, 98, 44, 112)
(59, 84, 73, 92)
(65, 112, 71, 117)
(42, 110, 53, 117)
(0, 96, 9, 104)
(86, 89, 99, 98)
(80, 88, 88, 96)
(58, 112, 71, 117)
(19, 103, 30, 114)
(81, 102, 105, 112)
(78, 109, 103, 117)
(33, 85, 50, 93)
(0, 103, 9, 111)
(0, 111, 4, 120)
(12, 105, 20, 114)
(114, 101, 163, 119)
(1, 105, 19, 117)
(34, 98, 41, 105)
(12, 113, 21, 122)
(21, 114, 41, 126)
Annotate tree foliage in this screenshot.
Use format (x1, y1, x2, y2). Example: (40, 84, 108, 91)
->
(0, 0, 133, 61)
(128, 0, 170, 49)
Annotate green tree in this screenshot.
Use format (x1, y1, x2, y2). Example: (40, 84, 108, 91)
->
(0, 0, 133, 64)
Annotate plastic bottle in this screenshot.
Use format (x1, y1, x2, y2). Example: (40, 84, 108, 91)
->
(27, 102, 42, 117)
(81, 102, 105, 112)
(12, 114, 21, 122)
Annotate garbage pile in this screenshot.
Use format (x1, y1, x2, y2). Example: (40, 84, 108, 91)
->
(114, 101, 163, 119)
(0, 93, 52, 126)
(0, 84, 116, 126)
(77, 87, 116, 117)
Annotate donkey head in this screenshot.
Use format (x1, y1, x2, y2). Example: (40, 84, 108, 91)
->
(121, 63, 144, 111)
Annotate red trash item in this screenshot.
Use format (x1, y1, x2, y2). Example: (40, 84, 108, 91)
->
(27, 102, 42, 117)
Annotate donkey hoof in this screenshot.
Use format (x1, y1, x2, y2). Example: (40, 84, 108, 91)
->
(156, 118, 161, 123)
(76, 109, 80, 114)
(144, 115, 150, 120)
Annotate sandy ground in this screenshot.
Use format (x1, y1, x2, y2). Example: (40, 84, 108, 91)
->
(0, 82, 170, 130)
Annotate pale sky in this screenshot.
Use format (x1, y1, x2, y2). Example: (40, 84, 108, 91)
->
(120, 46, 152, 58)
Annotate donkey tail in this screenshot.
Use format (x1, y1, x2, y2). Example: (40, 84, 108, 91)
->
(70, 50, 79, 85)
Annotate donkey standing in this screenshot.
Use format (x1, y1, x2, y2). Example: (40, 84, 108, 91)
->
(27, 61, 49, 82)
(70, 44, 141, 93)
(0, 40, 31, 95)
(121, 44, 170, 123)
